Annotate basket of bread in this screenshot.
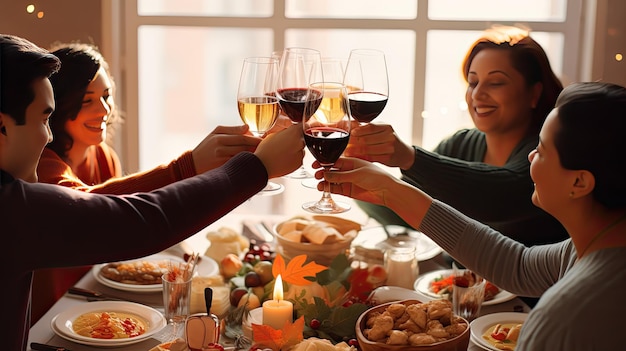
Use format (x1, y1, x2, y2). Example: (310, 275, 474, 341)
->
(355, 299, 470, 351)
(273, 215, 361, 266)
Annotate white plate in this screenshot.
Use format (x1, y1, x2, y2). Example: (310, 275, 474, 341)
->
(470, 312, 529, 351)
(92, 253, 218, 292)
(51, 301, 166, 347)
(413, 269, 516, 306)
(352, 225, 443, 262)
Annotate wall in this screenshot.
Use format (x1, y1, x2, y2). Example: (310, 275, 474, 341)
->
(0, 0, 103, 50)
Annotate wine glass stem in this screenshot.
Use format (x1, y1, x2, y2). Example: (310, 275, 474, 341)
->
(318, 167, 336, 207)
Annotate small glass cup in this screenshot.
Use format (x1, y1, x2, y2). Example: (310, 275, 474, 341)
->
(384, 244, 418, 289)
(451, 269, 485, 322)
(162, 273, 193, 327)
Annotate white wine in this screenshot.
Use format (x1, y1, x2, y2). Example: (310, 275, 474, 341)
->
(237, 96, 279, 136)
(312, 83, 349, 124)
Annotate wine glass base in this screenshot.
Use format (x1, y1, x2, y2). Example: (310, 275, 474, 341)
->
(255, 181, 285, 197)
(284, 167, 312, 179)
(300, 178, 318, 189)
(302, 200, 351, 214)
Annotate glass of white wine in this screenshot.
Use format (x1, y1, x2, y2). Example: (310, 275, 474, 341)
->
(237, 57, 283, 196)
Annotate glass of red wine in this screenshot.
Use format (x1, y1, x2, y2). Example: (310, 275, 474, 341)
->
(236, 57, 283, 196)
(302, 82, 352, 214)
(301, 57, 347, 189)
(276, 47, 324, 179)
(343, 49, 389, 125)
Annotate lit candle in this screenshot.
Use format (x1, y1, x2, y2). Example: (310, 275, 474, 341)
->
(262, 274, 293, 329)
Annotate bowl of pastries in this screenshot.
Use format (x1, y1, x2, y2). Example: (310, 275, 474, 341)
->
(355, 299, 470, 351)
(273, 215, 361, 266)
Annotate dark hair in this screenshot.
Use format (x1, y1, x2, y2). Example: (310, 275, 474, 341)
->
(462, 25, 563, 135)
(554, 82, 626, 208)
(0, 34, 60, 125)
(46, 42, 118, 159)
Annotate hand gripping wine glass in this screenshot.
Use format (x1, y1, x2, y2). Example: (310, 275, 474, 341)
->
(343, 49, 389, 124)
(302, 82, 352, 214)
(237, 57, 283, 196)
(276, 47, 324, 179)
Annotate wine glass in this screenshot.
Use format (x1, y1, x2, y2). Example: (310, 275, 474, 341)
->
(302, 82, 352, 214)
(237, 57, 283, 196)
(343, 49, 389, 124)
(301, 57, 346, 189)
(276, 47, 324, 179)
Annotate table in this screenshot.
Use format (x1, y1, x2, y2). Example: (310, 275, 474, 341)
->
(28, 191, 530, 350)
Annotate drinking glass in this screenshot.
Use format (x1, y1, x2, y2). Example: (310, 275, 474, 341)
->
(162, 272, 192, 338)
(343, 49, 389, 124)
(301, 57, 347, 189)
(302, 82, 352, 214)
(452, 263, 485, 322)
(276, 47, 324, 179)
(237, 57, 283, 196)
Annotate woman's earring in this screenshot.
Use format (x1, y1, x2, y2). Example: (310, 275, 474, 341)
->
(569, 191, 575, 198)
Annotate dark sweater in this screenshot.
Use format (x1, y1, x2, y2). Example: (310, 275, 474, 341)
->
(2, 151, 267, 351)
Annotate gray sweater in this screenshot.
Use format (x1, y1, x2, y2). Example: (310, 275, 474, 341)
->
(420, 200, 625, 350)
(359, 128, 568, 246)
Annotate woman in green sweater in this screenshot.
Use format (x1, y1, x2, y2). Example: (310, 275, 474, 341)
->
(347, 26, 568, 247)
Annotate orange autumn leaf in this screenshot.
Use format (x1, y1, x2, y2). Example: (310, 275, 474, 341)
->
(252, 316, 305, 351)
(252, 323, 282, 351)
(272, 254, 327, 286)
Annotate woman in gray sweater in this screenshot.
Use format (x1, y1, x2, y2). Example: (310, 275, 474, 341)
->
(323, 81, 626, 350)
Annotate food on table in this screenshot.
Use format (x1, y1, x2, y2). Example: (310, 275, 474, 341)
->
(429, 272, 501, 301)
(99, 259, 169, 285)
(482, 322, 523, 350)
(220, 253, 243, 279)
(72, 311, 146, 339)
(289, 337, 356, 351)
(362, 299, 467, 346)
(204, 226, 250, 262)
(149, 338, 187, 351)
(277, 215, 360, 244)
(189, 275, 230, 317)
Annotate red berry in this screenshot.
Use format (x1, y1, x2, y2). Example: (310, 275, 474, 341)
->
(310, 318, 321, 329)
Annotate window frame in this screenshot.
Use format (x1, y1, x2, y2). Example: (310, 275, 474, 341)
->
(103, 0, 587, 174)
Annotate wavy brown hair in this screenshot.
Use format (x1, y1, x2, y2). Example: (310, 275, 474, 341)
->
(462, 25, 563, 135)
(46, 42, 120, 159)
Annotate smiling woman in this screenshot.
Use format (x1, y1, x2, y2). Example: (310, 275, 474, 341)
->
(30, 42, 268, 323)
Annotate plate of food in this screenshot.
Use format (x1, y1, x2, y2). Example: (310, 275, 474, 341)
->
(413, 269, 516, 306)
(469, 312, 528, 351)
(351, 225, 443, 262)
(51, 301, 166, 347)
(92, 252, 218, 292)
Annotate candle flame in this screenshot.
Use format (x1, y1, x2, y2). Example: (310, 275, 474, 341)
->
(273, 274, 284, 301)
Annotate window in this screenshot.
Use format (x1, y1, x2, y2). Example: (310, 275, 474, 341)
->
(109, 0, 584, 215)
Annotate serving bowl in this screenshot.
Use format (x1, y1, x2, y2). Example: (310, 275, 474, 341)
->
(355, 299, 470, 351)
(273, 215, 360, 266)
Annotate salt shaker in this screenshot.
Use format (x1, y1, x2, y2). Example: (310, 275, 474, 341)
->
(384, 244, 419, 289)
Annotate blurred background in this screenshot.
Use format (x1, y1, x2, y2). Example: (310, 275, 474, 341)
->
(1, 0, 624, 217)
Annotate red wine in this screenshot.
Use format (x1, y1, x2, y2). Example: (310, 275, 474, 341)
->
(348, 92, 388, 123)
(304, 127, 349, 166)
(277, 88, 322, 123)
